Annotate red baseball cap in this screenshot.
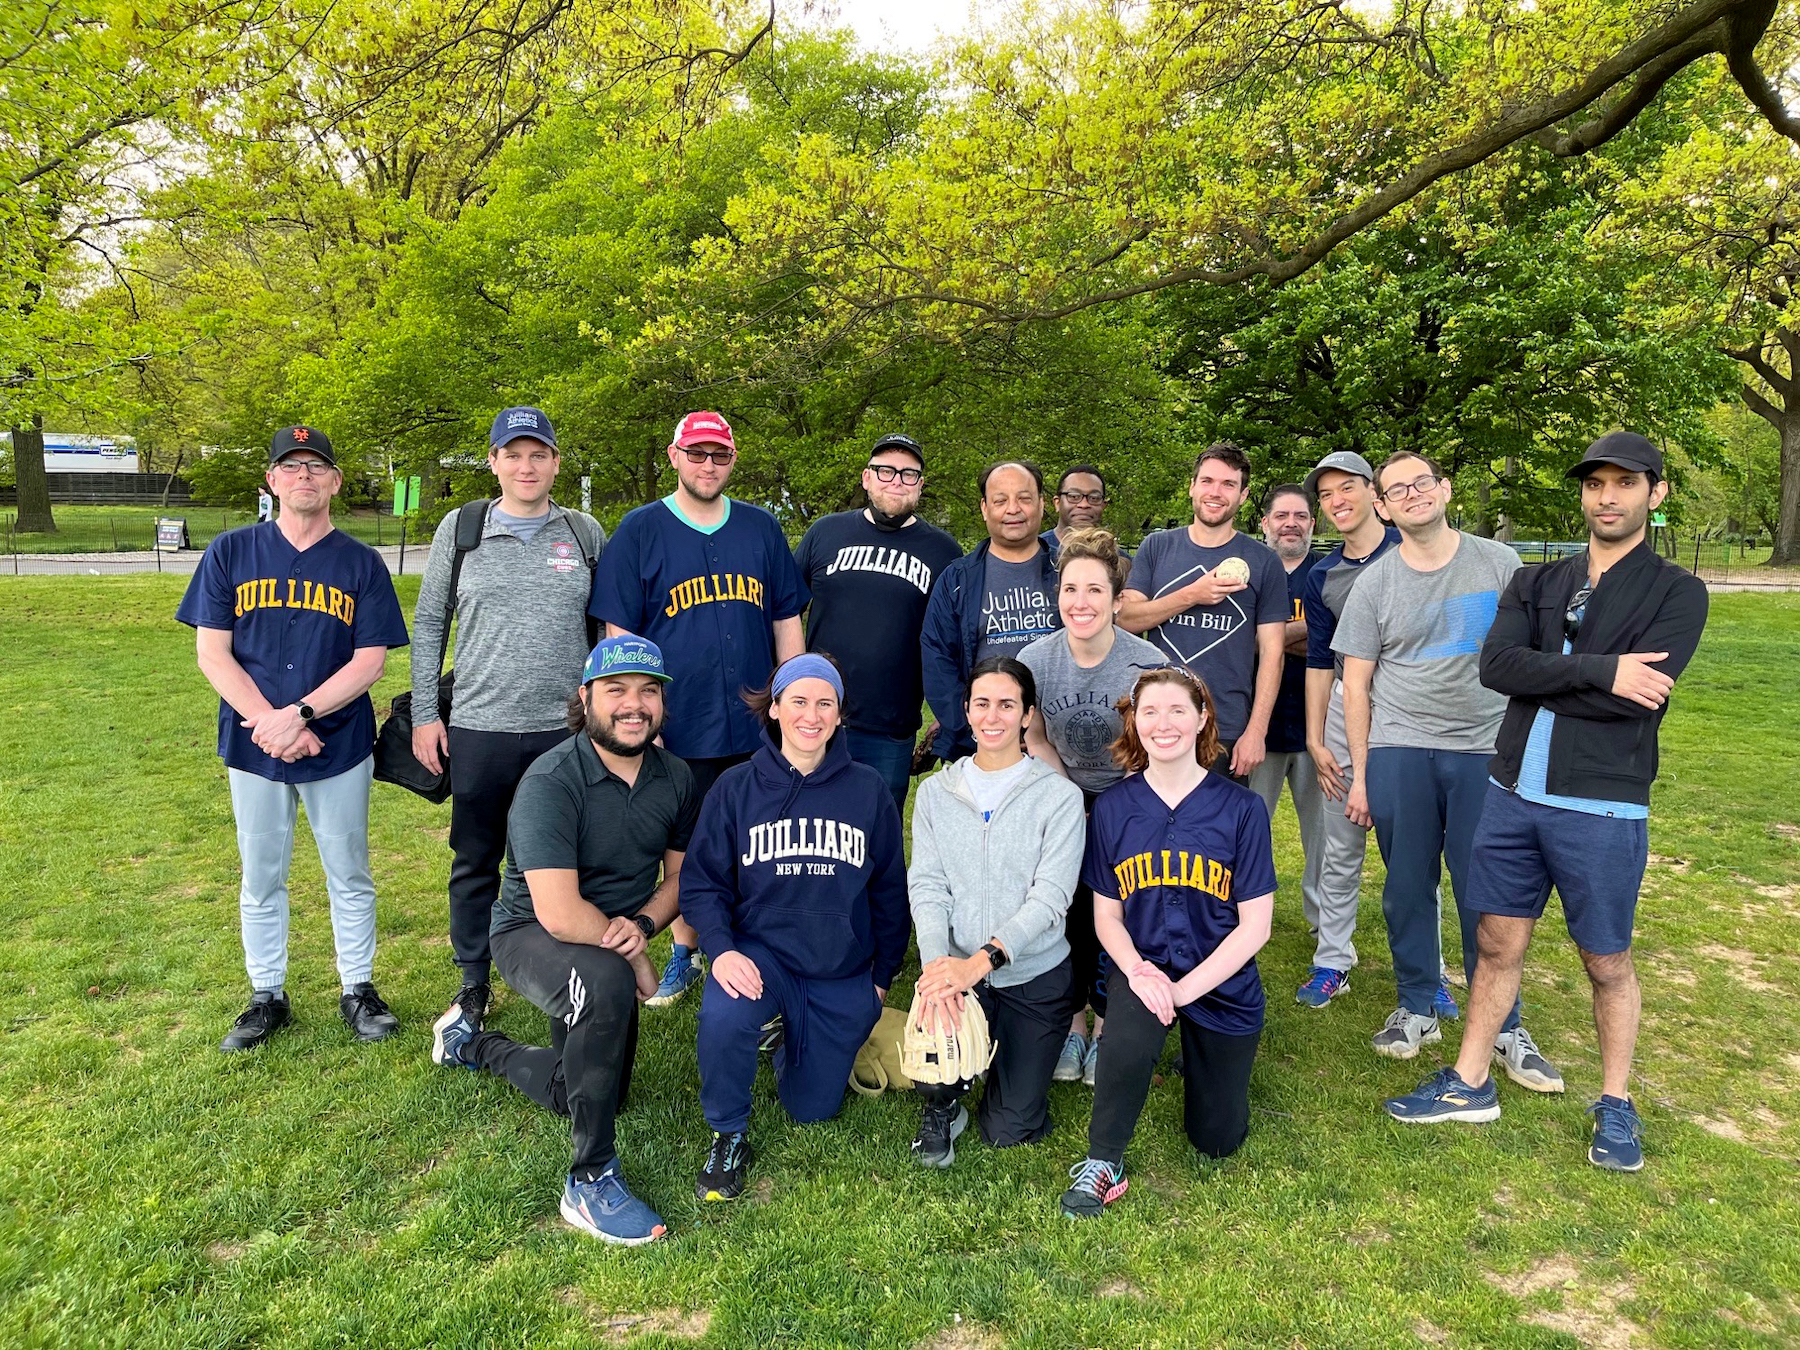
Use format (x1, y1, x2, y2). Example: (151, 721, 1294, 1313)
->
(670, 410, 736, 453)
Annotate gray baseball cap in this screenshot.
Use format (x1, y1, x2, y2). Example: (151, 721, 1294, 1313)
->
(1303, 450, 1375, 497)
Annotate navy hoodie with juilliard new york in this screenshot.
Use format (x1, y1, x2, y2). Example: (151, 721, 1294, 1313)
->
(679, 731, 910, 989)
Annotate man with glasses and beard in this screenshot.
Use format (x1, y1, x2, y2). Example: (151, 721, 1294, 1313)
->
(1384, 433, 1708, 1173)
(793, 434, 963, 810)
(431, 638, 698, 1244)
(1332, 453, 1558, 1083)
(589, 411, 804, 1006)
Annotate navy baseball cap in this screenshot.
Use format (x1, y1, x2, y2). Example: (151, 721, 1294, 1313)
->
(269, 426, 336, 467)
(583, 636, 671, 685)
(869, 432, 925, 467)
(1566, 431, 1663, 481)
(489, 406, 558, 451)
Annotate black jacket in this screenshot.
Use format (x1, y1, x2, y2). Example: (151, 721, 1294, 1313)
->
(1481, 541, 1708, 806)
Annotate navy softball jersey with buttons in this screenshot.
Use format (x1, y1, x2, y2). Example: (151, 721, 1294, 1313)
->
(587, 496, 804, 761)
(176, 522, 410, 783)
(1081, 771, 1277, 1035)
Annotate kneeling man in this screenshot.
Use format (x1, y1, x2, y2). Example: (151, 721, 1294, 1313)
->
(432, 637, 698, 1243)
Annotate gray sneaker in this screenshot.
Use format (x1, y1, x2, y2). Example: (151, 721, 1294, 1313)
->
(1081, 1035, 1101, 1087)
(1371, 1007, 1441, 1059)
(1052, 1032, 1087, 1083)
(1494, 1027, 1565, 1093)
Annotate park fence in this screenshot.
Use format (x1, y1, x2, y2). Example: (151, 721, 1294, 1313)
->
(0, 509, 404, 576)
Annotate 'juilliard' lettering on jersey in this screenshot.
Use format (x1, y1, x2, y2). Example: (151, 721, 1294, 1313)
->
(233, 577, 357, 627)
(740, 818, 868, 876)
(663, 572, 766, 618)
(823, 544, 935, 596)
(1111, 849, 1235, 905)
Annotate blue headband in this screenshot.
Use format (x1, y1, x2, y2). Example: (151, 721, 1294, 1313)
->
(771, 653, 844, 702)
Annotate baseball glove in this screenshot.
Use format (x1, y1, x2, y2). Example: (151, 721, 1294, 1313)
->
(849, 1006, 915, 1097)
(900, 988, 996, 1086)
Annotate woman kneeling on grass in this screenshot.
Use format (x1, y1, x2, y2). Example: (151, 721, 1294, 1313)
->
(1059, 666, 1277, 1219)
(907, 657, 1087, 1165)
(680, 653, 910, 1202)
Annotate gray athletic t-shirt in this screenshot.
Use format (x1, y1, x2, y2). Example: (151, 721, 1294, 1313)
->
(490, 505, 552, 544)
(975, 553, 1058, 662)
(1330, 533, 1521, 753)
(1125, 528, 1288, 741)
(1019, 628, 1167, 794)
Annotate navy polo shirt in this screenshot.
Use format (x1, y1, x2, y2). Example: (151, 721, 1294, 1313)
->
(1082, 771, 1277, 1035)
(177, 523, 409, 783)
(588, 497, 804, 760)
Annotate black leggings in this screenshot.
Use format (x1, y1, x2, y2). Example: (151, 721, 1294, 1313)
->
(918, 959, 1074, 1147)
(1087, 976, 1260, 1165)
(473, 922, 640, 1176)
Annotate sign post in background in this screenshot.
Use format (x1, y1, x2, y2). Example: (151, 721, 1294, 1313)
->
(393, 476, 421, 574)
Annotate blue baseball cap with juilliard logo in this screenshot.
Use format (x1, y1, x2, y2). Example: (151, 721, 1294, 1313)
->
(489, 405, 558, 450)
(583, 637, 672, 685)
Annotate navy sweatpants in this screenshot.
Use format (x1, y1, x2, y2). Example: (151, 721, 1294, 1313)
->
(697, 939, 883, 1135)
(1365, 747, 1521, 1030)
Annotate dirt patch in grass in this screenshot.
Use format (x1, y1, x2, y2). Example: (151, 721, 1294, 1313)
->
(1696, 1115, 1748, 1143)
(1488, 1254, 1580, 1298)
(1645, 954, 1697, 988)
(747, 1177, 774, 1205)
(914, 1322, 1005, 1350)
(1096, 1278, 1142, 1298)
(1486, 1256, 1642, 1349)
(1769, 823, 1799, 841)
(559, 1292, 711, 1344)
(1647, 852, 1690, 873)
(1693, 944, 1783, 995)
(205, 1238, 250, 1263)
(1345, 1224, 1392, 1247)
(1411, 1318, 1451, 1345)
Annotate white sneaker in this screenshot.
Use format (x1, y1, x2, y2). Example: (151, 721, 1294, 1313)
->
(1494, 1027, 1565, 1093)
(1371, 1007, 1441, 1059)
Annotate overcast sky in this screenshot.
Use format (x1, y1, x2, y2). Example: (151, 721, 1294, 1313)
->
(830, 0, 978, 54)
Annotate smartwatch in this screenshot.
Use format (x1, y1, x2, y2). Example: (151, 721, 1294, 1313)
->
(295, 702, 316, 722)
(981, 941, 1008, 971)
(632, 914, 656, 940)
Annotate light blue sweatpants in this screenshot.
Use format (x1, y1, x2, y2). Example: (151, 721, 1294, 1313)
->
(226, 754, 377, 992)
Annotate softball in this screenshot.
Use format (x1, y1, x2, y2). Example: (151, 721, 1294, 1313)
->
(1212, 557, 1251, 585)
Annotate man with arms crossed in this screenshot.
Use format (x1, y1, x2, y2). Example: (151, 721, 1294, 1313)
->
(921, 460, 1061, 763)
(1384, 433, 1708, 1171)
(1333, 452, 1559, 1084)
(589, 411, 804, 1005)
(411, 406, 606, 1031)
(793, 433, 962, 810)
(1294, 451, 1401, 1009)
(1120, 442, 1286, 779)
(177, 426, 410, 1051)
(433, 637, 697, 1242)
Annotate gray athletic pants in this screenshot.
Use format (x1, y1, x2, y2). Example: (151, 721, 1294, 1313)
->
(227, 754, 377, 992)
(1310, 754, 1367, 975)
(1248, 750, 1326, 943)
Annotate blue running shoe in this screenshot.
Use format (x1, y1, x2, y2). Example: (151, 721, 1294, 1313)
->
(1587, 1095, 1644, 1172)
(1296, 967, 1349, 1008)
(560, 1162, 667, 1244)
(431, 1003, 480, 1071)
(1383, 1066, 1501, 1124)
(1432, 973, 1461, 1020)
(645, 948, 704, 1008)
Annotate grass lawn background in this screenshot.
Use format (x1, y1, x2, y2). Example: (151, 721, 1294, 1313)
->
(1, 505, 399, 554)
(1, 577, 1796, 1349)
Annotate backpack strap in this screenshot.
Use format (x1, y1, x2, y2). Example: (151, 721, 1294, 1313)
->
(440, 499, 492, 677)
(557, 507, 603, 647)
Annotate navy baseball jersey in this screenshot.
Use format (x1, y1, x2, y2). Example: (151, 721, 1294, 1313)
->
(1082, 771, 1277, 1035)
(176, 523, 410, 783)
(588, 496, 804, 760)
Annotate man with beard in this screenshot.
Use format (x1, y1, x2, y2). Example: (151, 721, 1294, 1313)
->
(793, 433, 962, 810)
(1246, 485, 1327, 961)
(921, 460, 1062, 762)
(589, 411, 804, 1005)
(1120, 442, 1287, 779)
(1042, 464, 1115, 551)
(431, 637, 698, 1244)
(1385, 433, 1708, 1173)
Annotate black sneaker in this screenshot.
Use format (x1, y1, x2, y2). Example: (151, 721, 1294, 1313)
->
(220, 990, 292, 1053)
(450, 981, 491, 1027)
(340, 982, 400, 1042)
(910, 1101, 968, 1168)
(696, 1130, 753, 1202)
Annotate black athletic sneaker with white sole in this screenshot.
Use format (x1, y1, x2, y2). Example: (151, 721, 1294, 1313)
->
(911, 1101, 968, 1168)
(696, 1130, 753, 1202)
(448, 981, 491, 1027)
(340, 983, 400, 1042)
(220, 990, 292, 1053)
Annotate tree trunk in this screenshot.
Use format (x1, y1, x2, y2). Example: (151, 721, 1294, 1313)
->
(1774, 414, 1800, 566)
(11, 415, 56, 533)
(159, 448, 185, 510)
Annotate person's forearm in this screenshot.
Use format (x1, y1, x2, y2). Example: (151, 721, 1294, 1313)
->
(1174, 901, 1273, 1005)
(196, 639, 276, 722)
(1095, 909, 1145, 976)
(1117, 591, 1189, 633)
(773, 615, 804, 663)
(1304, 668, 1332, 754)
(637, 864, 682, 932)
(1243, 625, 1283, 734)
(1344, 677, 1371, 777)
(1024, 720, 1067, 776)
(304, 648, 387, 718)
(1283, 619, 1308, 656)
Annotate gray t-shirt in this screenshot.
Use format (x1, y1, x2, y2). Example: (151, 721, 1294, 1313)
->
(975, 553, 1058, 662)
(1331, 533, 1521, 753)
(1019, 627, 1167, 794)
(1125, 528, 1289, 741)
(490, 504, 552, 544)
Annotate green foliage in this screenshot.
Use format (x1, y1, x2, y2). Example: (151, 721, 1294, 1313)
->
(183, 449, 272, 509)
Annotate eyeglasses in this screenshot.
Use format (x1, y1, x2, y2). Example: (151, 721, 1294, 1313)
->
(1059, 490, 1105, 505)
(274, 459, 333, 476)
(867, 464, 923, 485)
(1379, 474, 1443, 503)
(1564, 586, 1592, 643)
(679, 447, 735, 465)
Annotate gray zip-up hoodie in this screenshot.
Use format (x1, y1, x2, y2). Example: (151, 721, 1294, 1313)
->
(410, 503, 605, 734)
(908, 755, 1086, 989)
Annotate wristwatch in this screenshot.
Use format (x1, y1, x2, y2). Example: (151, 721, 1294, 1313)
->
(295, 701, 316, 722)
(632, 914, 656, 940)
(980, 941, 1008, 971)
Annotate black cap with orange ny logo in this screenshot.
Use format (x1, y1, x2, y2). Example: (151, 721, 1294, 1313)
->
(269, 425, 337, 468)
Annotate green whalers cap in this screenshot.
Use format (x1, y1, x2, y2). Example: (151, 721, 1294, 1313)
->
(582, 637, 671, 685)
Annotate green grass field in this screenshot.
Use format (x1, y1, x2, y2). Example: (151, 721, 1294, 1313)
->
(1, 505, 400, 554)
(1, 578, 1796, 1349)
